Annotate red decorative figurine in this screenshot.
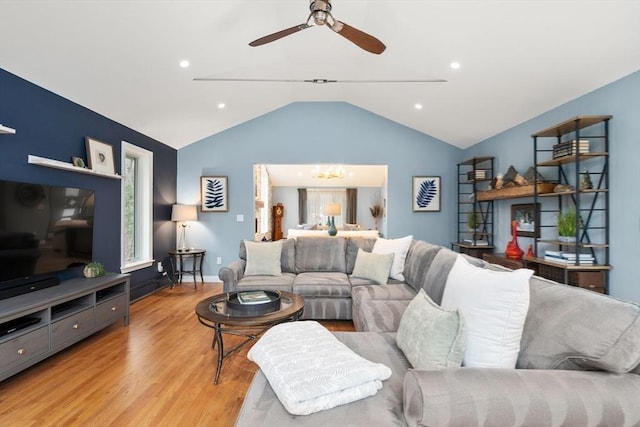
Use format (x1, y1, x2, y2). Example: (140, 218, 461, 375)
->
(505, 220, 524, 260)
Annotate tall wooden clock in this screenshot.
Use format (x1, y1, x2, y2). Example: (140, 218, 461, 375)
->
(272, 203, 284, 240)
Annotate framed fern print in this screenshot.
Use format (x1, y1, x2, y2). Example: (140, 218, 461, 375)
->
(412, 176, 440, 212)
(200, 176, 228, 212)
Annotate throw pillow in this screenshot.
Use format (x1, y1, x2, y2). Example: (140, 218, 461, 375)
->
(441, 255, 532, 369)
(351, 249, 394, 285)
(372, 235, 413, 281)
(244, 240, 283, 276)
(396, 289, 467, 369)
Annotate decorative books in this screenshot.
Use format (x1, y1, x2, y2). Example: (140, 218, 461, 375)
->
(544, 250, 594, 264)
(237, 290, 271, 305)
(552, 139, 590, 159)
(467, 170, 486, 181)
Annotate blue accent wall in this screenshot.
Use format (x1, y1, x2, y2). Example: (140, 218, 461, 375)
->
(463, 71, 640, 303)
(178, 102, 460, 276)
(0, 68, 177, 300)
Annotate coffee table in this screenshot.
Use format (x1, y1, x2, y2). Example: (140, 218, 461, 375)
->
(195, 290, 304, 384)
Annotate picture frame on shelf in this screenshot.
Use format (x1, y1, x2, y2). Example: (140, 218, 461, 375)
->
(85, 137, 115, 174)
(200, 176, 228, 212)
(71, 156, 86, 168)
(511, 203, 540, 237)
(412, 176, 441, 212)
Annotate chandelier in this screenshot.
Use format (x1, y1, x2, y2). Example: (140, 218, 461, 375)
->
(312, 165, 345, 179)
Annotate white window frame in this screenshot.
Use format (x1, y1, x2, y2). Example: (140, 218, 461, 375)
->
(121, 141, 154, 273)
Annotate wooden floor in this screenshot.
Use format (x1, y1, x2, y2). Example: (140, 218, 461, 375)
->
(0, 283, 354, 426)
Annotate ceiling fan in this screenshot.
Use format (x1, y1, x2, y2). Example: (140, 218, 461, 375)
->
(249, 0, 386, 55)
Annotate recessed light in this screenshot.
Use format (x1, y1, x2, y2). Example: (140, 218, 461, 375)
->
(414, 103, 423, 110)
(218, 103, 226, 109)
(179, 60, 190, 68)
(450, 61, 461, 70)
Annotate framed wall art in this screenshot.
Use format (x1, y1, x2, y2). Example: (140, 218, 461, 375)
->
(511, 203, 540, 237)
(412, 176, 441, 212)
(200, 176, 228, 212)
(85, 137, 115, 174)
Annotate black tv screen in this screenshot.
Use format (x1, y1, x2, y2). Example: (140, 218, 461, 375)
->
(0, 179, 95, 296)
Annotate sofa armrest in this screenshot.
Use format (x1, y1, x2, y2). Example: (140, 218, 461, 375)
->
(218, 260, 245, 293)
(403, 368, 640, 427)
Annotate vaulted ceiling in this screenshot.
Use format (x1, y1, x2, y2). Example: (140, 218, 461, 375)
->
(1, 1, 638, 150)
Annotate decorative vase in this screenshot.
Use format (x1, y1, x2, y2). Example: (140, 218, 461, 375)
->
(505, 220, 524, 260)
(327, 217, 337, 236)
(526, 243, 535, 258)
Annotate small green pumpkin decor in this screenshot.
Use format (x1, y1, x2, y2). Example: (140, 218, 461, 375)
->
(83, 262, 106, 278)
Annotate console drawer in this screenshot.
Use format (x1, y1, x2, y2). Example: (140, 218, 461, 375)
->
(95, 294, 127, 327)
(0, 326, 49, 372)
(50, 308, 95, 349)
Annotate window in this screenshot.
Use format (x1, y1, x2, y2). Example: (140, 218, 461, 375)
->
(121, 141, 153, 273)
(306, 189, 347, 227)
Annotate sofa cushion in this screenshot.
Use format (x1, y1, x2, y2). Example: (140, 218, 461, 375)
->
(441, 255, 532, 369)
(353, 299, 411, 333)
(293, 272, 351, 297)
(351, 282, 415, 301)
(518, 274, 640, 373)
(243, 240, 283, 276)
(351, 249, 394, 285)
(345, 237, 377, 274)
(294, 236, 346, 273)
(397, 289, 467, 369)
(372, 235, 413, 281)
(402, 240, 443, 293)
(236, 273, 296, 292)
(235, 331, 410, 427)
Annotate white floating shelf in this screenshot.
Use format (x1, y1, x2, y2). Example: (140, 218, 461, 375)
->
(28, 155, 122, 180)
(0, 124, 16, 134)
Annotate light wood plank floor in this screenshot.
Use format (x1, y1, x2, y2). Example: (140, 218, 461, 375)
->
(0, 283, 354, 426)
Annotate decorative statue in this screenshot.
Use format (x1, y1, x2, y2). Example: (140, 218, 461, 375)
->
(505, 220, 524, 260)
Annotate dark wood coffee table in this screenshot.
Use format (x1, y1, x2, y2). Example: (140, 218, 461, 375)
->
(195, 290, 304, 384)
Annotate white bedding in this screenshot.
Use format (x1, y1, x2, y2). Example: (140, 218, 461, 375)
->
(247, 321, 392, 416)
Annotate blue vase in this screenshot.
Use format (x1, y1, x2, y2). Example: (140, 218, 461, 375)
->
(328, 217, 337, 236)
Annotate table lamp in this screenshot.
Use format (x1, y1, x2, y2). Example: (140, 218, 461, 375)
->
(324, 203, 341, 236)
(171, 204, 198, 251)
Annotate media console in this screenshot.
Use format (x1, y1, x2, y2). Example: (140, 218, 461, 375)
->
(0, 274, 129, 382)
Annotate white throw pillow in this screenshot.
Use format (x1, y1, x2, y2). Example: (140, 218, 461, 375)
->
(244, 240, 283, 276)
(372, 235, 413, 281)
(351, 249, 394, 285)
(397, 289, 467, 369)
(441, 255, 532, 368)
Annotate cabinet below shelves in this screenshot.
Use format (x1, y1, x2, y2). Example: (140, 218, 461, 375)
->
(0, 274, 130, 382)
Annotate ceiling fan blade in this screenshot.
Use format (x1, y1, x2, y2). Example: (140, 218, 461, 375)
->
(329, 20, 386, 54)
(249, 23, 311, 47)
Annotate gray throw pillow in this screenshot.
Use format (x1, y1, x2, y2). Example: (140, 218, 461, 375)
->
(397, 289, 467, 369)
(244, 240, 283, 276)
(351, 248, 394, 285)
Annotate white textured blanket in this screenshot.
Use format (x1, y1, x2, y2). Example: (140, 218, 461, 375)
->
(247, 321, 392, 416)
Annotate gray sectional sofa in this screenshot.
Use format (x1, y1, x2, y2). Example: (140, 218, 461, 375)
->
(221, 237, 640, 427)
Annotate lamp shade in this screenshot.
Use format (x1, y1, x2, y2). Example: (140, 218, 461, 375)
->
(324, 203, 341, 216)
(171, 204, 197, 222)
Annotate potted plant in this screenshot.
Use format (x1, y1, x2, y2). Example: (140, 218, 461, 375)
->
(467, 211, 481, 230)
(556, 208, 577, 242)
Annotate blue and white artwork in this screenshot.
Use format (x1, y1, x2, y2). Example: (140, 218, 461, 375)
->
(412, 176, 440, 212)
(200, 176, 228, 212)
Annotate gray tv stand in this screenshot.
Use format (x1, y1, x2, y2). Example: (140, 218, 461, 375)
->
(0, 274, 130, 382)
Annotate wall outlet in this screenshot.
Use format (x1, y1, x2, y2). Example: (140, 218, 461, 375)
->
(216, 256, 222, 265)
(157, 262, 163, 272)
(236, 214, 244, 222)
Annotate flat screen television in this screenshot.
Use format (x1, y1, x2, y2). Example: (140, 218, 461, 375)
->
(0, 179, 95, 299)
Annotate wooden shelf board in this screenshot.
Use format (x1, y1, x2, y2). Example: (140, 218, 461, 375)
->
(28, 155, 122, 180)
(537, 188, 608, 197)
(476, 183, 556, 201)
(537, 152, 608, 166)
(0, 124, 16, 134)
(459, 156, 494, 166)
(525, 257, 612, 271)
(537, 239, 609, 248)
(531, 115, 612, 138)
